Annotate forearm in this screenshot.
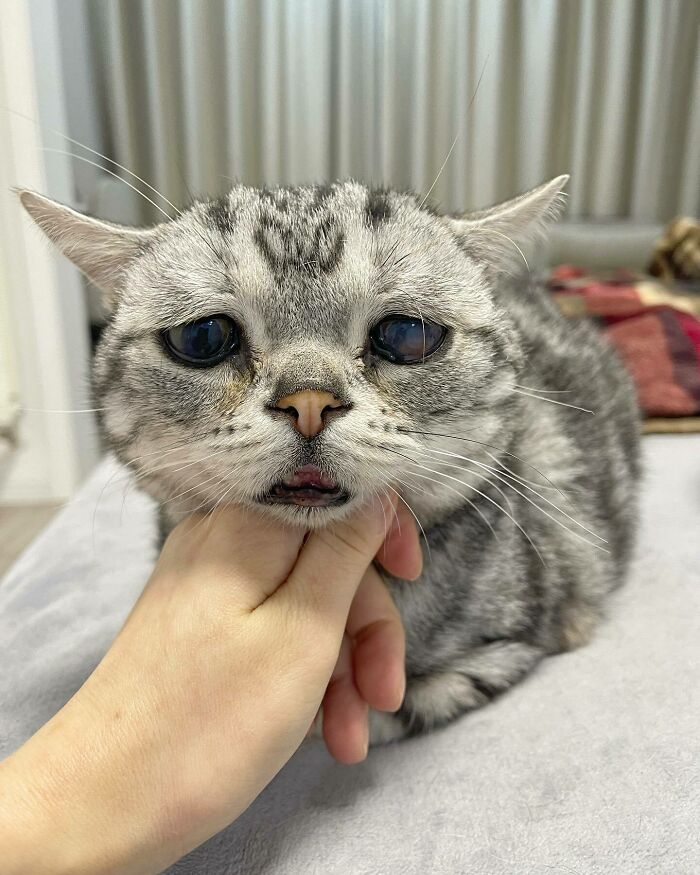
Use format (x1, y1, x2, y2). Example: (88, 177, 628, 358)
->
(0, 689, 172, 875)
(0, 619, 306, 875)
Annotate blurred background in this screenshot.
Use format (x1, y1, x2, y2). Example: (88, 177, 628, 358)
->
(0, 0, 698, 570)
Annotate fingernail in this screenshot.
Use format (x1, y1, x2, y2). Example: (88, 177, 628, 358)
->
(393, 673, 406, 711)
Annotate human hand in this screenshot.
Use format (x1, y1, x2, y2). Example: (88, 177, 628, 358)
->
(0, 497, 420, 875)
(319, 500, 422, 763)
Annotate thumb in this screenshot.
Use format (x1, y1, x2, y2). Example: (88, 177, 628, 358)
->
(270, 496, 395, 627)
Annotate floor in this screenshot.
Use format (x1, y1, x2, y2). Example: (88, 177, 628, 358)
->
(0, 504, 60, 579)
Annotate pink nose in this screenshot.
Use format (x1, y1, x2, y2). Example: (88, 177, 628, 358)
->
(274, 390, 344, 437)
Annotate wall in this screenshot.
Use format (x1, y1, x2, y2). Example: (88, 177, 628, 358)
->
(0, 0, 98, 503)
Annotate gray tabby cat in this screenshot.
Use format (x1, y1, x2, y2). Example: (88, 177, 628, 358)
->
(20, 176, 640, 742)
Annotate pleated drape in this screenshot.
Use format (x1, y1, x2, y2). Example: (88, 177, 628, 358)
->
(69, 0, 698, 224)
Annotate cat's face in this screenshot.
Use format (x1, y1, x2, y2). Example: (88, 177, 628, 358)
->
(21, 177, 566, 527)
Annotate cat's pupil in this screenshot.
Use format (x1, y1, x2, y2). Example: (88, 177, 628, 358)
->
(164, 316, 238, 366)
(371, 315, 446, 364)
(190, 320, 224, 356)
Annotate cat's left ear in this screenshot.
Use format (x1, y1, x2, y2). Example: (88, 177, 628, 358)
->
(19, 190, 156, 311)
(449, 175, 569, 272)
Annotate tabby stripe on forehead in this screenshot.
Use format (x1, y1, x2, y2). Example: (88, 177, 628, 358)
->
(208, 197, 236, 235)
(310, 183, 334, 212)
(314, 218, 345, 273)
(365, 190, 392, 229)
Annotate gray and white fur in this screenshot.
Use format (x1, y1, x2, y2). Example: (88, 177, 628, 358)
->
(20, 176, 640, 742)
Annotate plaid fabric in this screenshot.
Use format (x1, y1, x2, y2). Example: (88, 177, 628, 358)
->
(546, 266, 700, 433)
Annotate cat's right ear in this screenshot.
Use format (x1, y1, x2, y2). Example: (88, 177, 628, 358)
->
(18, 190, 155, 311)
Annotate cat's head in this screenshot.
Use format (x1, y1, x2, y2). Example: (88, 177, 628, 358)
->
(20, 177, 567, 528)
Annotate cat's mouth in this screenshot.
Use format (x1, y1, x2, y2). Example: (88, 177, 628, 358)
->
(262, 465, 350, 508)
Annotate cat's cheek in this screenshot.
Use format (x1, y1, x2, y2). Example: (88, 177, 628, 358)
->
(365, 367, 414, 416)
(216, 373, 251, 415)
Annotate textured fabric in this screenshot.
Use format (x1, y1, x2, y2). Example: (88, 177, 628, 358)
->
(1, 437, 699, 874)
(548, 266, 700, 428)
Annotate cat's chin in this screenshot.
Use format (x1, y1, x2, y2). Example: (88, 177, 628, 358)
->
(260, 483, 350, 509)
(252, 498, 358, 529)
(255, 464, 352, 521)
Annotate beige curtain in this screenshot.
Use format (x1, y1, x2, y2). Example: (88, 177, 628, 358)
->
(67, 0, 699, 225)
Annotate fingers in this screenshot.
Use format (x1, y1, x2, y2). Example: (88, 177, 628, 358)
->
(157, 505, 306, 608)
(375, 499, 423, 580)
(271, 496, 395, 625)
(321, 635, 369, 764)
(347, 566, 406, 712)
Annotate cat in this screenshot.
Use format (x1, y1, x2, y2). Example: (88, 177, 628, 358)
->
(20, 176, 640, 742)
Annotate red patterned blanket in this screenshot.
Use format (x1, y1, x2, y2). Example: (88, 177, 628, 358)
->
(547, 266, 700, 433)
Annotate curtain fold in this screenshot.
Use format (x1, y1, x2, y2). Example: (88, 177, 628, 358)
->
(67, 0, 699, 225)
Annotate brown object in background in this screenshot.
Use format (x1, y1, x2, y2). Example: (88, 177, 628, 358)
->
(649, 217, 700, 283)
(547, 266, 700, 434)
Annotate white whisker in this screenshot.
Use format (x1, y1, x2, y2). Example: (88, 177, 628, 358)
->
(416, 446, 607, 544)
(407, 462, 545, 566)
(512, 388, 594, 415)
(6, 104, 181, 216)
(398, 429, 568, 499)
(513, 384, 572, 395)
(42, 148, 174, 221)
(418, 55, 489, 209)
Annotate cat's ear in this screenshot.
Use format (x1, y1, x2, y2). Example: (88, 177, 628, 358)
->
(449, 175, 569, 272)
(19, 190, 155, 309)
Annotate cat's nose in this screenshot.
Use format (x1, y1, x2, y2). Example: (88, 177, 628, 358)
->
(273, 390, 346, 438)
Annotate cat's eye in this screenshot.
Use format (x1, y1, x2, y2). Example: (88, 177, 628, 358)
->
(163, 316, 240, 367)
(369, 315, 447, 364)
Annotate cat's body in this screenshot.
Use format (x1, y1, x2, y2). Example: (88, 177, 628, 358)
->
(21, 177, 639, 742)
(373, 277, 639, 740)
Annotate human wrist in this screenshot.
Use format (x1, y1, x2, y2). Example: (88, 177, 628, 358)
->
(0, 689, 165, 875)
(0, 744, 99, 875)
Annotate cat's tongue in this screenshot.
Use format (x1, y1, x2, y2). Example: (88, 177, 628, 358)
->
(282, 465, 337, 490)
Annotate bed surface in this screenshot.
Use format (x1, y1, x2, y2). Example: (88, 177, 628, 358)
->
(1, 435, 698, 874)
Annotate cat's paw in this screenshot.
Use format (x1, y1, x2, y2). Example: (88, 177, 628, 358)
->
(558, 600, 601, 651)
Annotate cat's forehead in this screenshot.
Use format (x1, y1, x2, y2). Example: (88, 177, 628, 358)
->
(128, 181, 482, 334)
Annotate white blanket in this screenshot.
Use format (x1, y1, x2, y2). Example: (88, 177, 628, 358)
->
(1, 436, 698, 874)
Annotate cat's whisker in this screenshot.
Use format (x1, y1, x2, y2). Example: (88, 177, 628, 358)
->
(432, 444, 565, 495)
(411, 451, 516, 518)
(384, 446, 543, 562)
(42, 149, 174, 222)
(479, 448, 572, 502)
(397, 429, 567, 499)
(186, 473, 246, 538)
(513, 384, 573, 395)
(159, 468, 229, 507)
(7, 103, 181, 216)
(121, 438, 212, 467)
(415, 447, 605, 542)
(418, 54, 489, 209)
(484, 228, 530, 272)
(135, 446, 231, 482)
(511, 387, 594, 415)
(14, 406, 105, 414)
(408, 462, 542, 561)
(383, 480, 432, 564)
(398, 466, 499, 542)
(378, 238, 403, 273)
(409, 452, 607, 553)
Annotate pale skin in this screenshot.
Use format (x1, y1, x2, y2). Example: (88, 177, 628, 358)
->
(0, 497, 421, 875)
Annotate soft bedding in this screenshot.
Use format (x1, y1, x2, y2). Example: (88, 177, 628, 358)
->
(1, 435, 698, 874)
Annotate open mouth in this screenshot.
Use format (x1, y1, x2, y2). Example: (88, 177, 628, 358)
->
(263, 465, 350, 508)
